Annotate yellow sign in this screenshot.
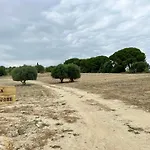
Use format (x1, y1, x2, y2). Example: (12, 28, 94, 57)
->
(0, 86, 16, 103)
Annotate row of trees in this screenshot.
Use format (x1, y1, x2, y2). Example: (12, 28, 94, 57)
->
(4, 64, 80, 85)
(64, 47, 149, 73)
(0, 47, 149, 79)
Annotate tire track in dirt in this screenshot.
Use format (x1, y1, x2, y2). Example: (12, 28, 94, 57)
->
(30, 81, 150, 150)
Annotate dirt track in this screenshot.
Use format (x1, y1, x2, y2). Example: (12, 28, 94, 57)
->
(1, 79, 150, 149)
(31, 81, 150, 150)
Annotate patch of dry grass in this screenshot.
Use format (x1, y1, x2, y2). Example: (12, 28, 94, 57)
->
(0, 77, 79, 149)
(38, 73, 150, 112)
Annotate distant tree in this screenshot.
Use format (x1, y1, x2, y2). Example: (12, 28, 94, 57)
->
(51, 64, 68, 83)
(64, 58, 80, 66)
(0, 66, 7, 76)
(80, 59, 90, 73)
(6, 66, 16, 75)
(101, 61, 113, 73)
(64, 56, 109, 73)
(67, 64, 81, 82)
(130, 62, 149, 73)
(89, 56, 109, 73)
(45, 66, 55, 72)
(35, 64, 45, 73)
(11, 65, 37, 85)
(110, 47, 146, 72)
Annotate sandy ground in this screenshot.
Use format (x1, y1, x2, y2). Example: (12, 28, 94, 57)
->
(0, 76, 150, 149)
(32, 80, 150, 150)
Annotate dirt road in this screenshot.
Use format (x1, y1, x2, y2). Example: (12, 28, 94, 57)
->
(30, 81, 150, 150)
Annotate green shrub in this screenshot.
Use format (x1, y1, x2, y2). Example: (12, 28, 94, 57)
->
(0, 66, 7, 76)
(51, 64, 68, 83)
(11, 65, 37, 85)
(67, 64, 81, 82)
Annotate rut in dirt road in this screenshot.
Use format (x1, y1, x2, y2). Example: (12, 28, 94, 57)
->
(30, 81, 150, 150)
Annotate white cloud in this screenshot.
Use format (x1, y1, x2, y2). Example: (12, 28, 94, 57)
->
(0, 44, 14, 50)
(1, 59, 59, 67)
(0, 0, 150, 66)
(26, 25, 36, 31)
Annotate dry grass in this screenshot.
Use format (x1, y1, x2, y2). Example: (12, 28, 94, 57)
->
(0, 77, 79, 149)
(38, 73, 150, 112)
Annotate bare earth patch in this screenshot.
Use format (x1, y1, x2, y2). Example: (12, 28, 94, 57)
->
(0, 78, 79, 150)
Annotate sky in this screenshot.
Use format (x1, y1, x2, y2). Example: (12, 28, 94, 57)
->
(0, 0, 150, 67)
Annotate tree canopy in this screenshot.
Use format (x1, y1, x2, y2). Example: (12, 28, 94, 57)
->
(67, 64, 81, 82)
(51, 64, 68, 83)
(51, 64, 81, 83)
(35, 63, 45, 73)
(64, 56, 109, 73)
(130, 62, 149, 73)
(109, 47, 146, 72)
(11, 65, 37, 85)
(64, 47, 149, 73)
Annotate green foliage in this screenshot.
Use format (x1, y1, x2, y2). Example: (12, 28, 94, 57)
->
(35, 64, 45, 73)
(45, 66, 55, 72)
(88, 56, 109, 73)
(101, 61, 113, 73)
(67, 64, 81, 82)
(64, 58, 80, 65)
(51, 64, 81, 83)
(6, 66, 16, 75)
(51, 64, 68, 83)
(64, 56, 109, 73)
(110, 47, 146, 72)
(0, 66, 7, 76)
(11, 65, 37, 85)
(112, 65, 125, 73)
(130, 62, 149, 73)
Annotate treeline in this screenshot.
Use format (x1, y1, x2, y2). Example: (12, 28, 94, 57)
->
(0, 63, 53, 76)
(64, 47, 150, 73)
(0, 47, 150, 77)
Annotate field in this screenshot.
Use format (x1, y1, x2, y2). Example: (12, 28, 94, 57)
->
(38, 73, 150, 112)
(0, 73, 150, 149)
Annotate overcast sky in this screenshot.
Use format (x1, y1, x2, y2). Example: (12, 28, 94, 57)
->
(0, 0, 150, 67)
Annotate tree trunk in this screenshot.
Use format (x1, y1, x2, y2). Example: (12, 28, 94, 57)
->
(21, 80, 26, 85)
(70, 78, 74, 82)
(60, 78, 63, 83)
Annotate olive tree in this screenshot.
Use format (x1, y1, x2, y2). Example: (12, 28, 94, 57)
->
(67, 64, 81, 82)
(51, 64, 68, 83)
(11, 65, 37, 85)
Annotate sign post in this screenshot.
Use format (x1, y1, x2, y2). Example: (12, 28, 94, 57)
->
(0, 86, 16, 104)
